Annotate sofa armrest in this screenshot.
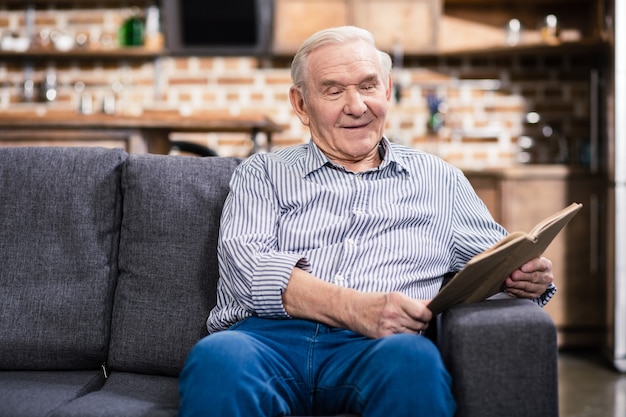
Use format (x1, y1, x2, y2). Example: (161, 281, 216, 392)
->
(436, 298, 558, 417)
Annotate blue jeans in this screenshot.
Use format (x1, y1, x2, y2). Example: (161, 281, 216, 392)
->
(179, 318, 456, 417)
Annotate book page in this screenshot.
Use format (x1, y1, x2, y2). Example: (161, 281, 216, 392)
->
(529, 202, 583, 238)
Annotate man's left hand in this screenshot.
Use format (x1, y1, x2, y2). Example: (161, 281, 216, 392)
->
(503, 256, 553, 300)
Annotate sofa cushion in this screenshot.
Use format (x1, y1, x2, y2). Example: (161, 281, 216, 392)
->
(49, 372, 179, 417)
(438, 298, 558, 417)
(109, 154, 241, 376)
(0, 147, 127, 370)
(0, 370, 105, 417)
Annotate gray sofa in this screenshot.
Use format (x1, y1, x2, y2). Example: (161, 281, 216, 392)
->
(0, 146, 558, 417)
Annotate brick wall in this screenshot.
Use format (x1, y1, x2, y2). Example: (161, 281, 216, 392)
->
(0, 6, 597, 169)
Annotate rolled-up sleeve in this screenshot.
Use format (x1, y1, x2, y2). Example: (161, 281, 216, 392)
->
(217, 155, 311, 320)
(534, 282, 557, 307)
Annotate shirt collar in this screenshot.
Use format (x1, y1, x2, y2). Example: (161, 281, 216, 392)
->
(302, 136, 409, 177)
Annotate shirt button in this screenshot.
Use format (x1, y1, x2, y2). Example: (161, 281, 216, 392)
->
(335, 274, 345, 282)
(347, 238, 356, 245)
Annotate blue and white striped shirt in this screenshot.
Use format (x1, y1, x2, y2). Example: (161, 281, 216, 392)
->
(207, 137, 555, 333)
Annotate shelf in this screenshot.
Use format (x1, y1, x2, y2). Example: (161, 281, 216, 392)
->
(436, 38, 607, 57)
(265, 38, 607, 70)
(444, 0, 593, 4)
(1, 39, 603, 65)
(0, 1, 156, 9)
(0, 47, 166, 60)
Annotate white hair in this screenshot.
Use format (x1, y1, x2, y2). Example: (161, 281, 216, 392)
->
(290, 26, 393, 90)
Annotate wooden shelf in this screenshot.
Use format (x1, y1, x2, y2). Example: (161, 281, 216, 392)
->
(0, 48, 165, 60)
(444, 0, 593, 4)
(437, 37, 606, 57)
(0, 38, 605, 66)
(265, 38, 608, 71)
(0, 0, 156, 9)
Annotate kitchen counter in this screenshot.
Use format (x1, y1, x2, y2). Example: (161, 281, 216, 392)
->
(463, 164, 600, 227)
(463, 164, 605, 349)
(463, 164, 595, 180)
(0, 110, 283, 154)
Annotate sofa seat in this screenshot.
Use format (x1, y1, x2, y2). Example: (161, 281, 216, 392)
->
(0, 371, 105, 417)
(49, 373, 179, 417)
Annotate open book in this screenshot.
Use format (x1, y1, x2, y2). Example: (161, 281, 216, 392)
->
(427, 202, 583, 315)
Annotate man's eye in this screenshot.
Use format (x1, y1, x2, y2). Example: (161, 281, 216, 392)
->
(323, 89, 344, 98)
(361, 84, 377, 91)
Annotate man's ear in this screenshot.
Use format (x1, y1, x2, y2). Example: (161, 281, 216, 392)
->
(385, 75, 393, 103)
(289, 86, 310, 126)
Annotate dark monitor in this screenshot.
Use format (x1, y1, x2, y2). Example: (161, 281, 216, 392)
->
(162, 0, 273, 56)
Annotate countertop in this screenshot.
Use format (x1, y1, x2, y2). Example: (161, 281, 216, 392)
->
(0, 109, 282, 133)
(0, 109, 283, 154)
(463, 164, 597, 179)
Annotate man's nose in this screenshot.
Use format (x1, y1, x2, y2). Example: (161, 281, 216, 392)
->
(343, 88, 368, 116)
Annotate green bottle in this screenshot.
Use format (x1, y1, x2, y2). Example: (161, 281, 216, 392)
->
(119, 8, 144, 47)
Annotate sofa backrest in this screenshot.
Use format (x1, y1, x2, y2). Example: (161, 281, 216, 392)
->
(0, 146, 127, 370)
(108, 154, 241, 376)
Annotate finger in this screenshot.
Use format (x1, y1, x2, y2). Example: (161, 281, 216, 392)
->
(510, 270, 553, 289)
(396, 318, 430, 334)
(506, 288, 541, 299)
(389, 292, 433, 323)
(379, 316, 428, 336)
(505, 280, 544, 299)
(506, 276, 541, 290)
(520, 256, 552, 273)
(511, 266, 541, 281)
(394, 306, 431, 334)
(404, 301, 432, 324)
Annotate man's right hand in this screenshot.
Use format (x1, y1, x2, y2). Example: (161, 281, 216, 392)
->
(346, 291, 432, 338)
(282, 268, 431, 339)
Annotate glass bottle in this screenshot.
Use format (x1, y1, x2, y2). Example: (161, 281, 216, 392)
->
(119, 8, 144, 47)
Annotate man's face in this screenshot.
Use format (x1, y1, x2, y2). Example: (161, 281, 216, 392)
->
(290, 40, 392, 168)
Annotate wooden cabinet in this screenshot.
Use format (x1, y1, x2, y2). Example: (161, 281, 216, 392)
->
(440, 0, 603, 53)
(273, 0, 603, 56)
(466, 166, 606, 349)
(273, 0, 441, 55)
(273, 0, 351, 55)
(353, 0, 440, 54)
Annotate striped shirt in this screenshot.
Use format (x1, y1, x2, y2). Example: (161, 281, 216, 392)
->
(207, 137, 556, 333)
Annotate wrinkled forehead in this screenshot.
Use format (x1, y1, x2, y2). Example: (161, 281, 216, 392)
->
(306, 40, 384, 84)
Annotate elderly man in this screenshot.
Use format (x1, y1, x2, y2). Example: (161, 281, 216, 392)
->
(178, 26, 555, 417)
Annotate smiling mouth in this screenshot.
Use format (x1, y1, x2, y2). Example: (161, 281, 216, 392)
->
(343, 121, 370, 129)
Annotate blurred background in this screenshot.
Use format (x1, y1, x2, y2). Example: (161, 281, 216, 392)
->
(0, 1, 625, 414)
